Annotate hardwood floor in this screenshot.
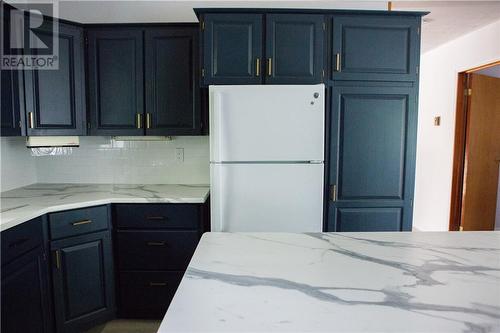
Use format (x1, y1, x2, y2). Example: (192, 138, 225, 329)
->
(85, 319, 161, 333)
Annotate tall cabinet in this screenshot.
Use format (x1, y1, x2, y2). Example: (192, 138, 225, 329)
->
(327, 14, 421, 231)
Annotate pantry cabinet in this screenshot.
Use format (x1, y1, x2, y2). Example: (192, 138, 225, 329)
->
(327, 84, 417, 231)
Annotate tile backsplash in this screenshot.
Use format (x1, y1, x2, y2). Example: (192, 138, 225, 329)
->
(1, 136, 209, 191)
(0, 137, 37, 192)
(35, 136, 209, 184)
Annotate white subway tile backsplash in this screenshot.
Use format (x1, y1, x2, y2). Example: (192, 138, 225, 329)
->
(0, 137, 38, 191)
(34, 136, 209, 185)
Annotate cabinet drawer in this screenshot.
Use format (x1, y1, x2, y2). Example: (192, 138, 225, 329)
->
(1, 218, 43, 266)
(116, 231, 199, 270)
(48, 205, 109, 240)
(114, 204, 199, 230)
(118, 271, 183, 318)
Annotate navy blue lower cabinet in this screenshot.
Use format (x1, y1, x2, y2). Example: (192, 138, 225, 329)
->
(327, 83, 417, 231)
(1, 246, 52, 333)
(118, 271, 183, 318)
(51, 230, 115, 333)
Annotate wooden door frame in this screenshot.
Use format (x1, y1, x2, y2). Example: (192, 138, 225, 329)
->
(449, 60, 500, 231)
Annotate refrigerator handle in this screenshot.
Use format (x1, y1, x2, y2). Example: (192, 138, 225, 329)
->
(211, 164, 225, 231)
(212, 92, 223, 162)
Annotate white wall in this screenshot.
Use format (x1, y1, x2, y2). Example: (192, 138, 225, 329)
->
(0, 137, 37, 192)
(35, 136, 209, 185)
(413, 19, 500, 231)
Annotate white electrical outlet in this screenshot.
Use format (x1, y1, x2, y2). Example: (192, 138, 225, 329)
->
(175, 148, 184, 162)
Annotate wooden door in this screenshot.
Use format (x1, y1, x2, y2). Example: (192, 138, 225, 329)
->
(1, 247, 52, 333)
(24, 22, 86, 135)
(145, 27, 200, 135)
(331, 15, 419, 82)
(202, 14, 263, 85)
(265, 14, 325, 84)
(51, 231, 115, 333)
(327, 84, 417, 231)
(87, 28, 144, 135)
(461, 74, 500, 230)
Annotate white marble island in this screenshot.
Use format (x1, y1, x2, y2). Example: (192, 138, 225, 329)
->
(0, 183, 209, 230)
(159, 232, 500, 333)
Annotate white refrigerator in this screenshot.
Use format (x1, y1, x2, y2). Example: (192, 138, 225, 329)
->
(210, 84, 325, 232)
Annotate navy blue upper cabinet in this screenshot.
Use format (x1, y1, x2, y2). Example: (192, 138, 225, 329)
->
(327, 84, 417, 232)
(24, 22, 86, 136)
(202, 14, 263, 85)
(87, 28, 144, 135)
(145, 27, 200, 135)
(331, 15, 420, 81)
(1, 70, 24, 136)
(51, 230, 115, 333)
(265, 14, 325, 84)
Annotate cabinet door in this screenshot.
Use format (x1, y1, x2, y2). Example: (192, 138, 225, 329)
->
(331, 15, 419, 81)
(1, 10, 24, 136)
(203, 14, 263, 85)
(265, 14, 325, 84)
(327, 84, 417, 231)
(1, 247, 52, 333)
(24, 23, 86, 135)
(145, 27, 200, 135)
(51, 231, 115, 333)
(87, 28, 144, 135)
(1, 70, 24, 136)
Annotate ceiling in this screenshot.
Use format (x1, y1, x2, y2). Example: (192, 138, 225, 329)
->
(393, 1, 500, 52)
(6, 1, 500, 53)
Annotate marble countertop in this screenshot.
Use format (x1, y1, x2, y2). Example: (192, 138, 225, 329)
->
(159, 232, 500, 333)
(0, 183, 209, 231)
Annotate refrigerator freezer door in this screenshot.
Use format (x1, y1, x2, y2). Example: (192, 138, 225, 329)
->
(210, 163, 324, 232)
(210, 84, 325, 162)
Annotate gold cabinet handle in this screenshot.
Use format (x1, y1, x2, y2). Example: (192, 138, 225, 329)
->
(55, 250, 61, 269)
(72, 219, 92, 226)
(146, 113, 151, 129)
(267, 58, 272, 76)
(146, 216, 166, 220)
(330, 185, 337, 202)
(149, 282, 167, 287)
(255, 58, 260, 77)
(28, 112, 34, 128)
(136, 113, 142, 129)
(334, 53, 341, 72)
(147, 241, 166, 246)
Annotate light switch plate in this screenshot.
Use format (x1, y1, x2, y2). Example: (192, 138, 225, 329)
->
(434, 116, 441, 126)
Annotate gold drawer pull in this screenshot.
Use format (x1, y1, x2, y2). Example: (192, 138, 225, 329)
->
(136, 113, 142, 129)
(149, 282, 167, 287)
(55, 250, 61, 269)
(147, 241, 166, 246)
(146, 113, 152, 129)
(334, 53, 341, 72)
(267, 58, 272, 76)
(255, 58, 260, 77)
(28, 112, 34, 128)
(146, 216, 166, 220)
(72, 219, 92, 226)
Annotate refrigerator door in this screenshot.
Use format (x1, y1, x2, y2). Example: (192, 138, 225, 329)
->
(210, 163, 324, 232)
(210, 84, 325, 162)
